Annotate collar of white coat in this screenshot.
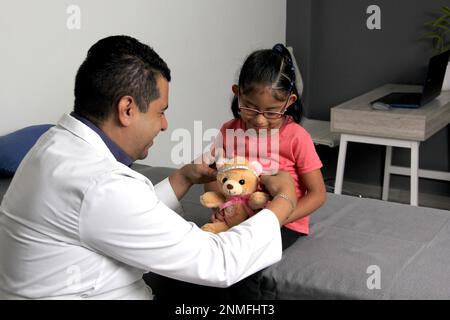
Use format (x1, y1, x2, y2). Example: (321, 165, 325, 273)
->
(57, 113, 117, 162)
(56, 113, 156, 191)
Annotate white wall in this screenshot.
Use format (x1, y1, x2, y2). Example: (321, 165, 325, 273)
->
(0, 0, 286, 167)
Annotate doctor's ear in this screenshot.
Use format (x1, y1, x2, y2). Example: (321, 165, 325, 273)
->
(117, 96, 135, 126)
(232, 84, 239, 96)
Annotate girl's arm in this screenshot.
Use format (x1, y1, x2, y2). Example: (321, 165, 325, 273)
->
(283, 169, 326, 225)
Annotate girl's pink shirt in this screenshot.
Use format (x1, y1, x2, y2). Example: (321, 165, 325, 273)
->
(213, 117, 323, 234)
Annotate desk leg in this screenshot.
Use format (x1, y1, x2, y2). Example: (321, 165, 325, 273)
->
(410, 142, 420, 206)
(334, 135, 348, 195)
(382, 146, 392, 201)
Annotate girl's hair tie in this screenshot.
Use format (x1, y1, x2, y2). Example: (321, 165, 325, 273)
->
(272, 43, 284, 54)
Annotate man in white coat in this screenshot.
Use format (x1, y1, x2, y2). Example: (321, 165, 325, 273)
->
(0, 35, 297, 299)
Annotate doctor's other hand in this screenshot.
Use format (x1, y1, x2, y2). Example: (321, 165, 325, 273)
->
(260, 170, 297, 225)
(260, 171, 296, 200)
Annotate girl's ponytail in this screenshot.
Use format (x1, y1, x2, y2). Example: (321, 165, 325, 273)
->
(271, 43, 303, 123)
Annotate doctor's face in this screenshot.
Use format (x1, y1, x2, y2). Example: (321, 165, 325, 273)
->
(133, 76, 169, 160)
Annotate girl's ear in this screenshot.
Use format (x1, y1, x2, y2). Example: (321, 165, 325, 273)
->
(232, 84, 239, 96)
(287, 93, 298, 108)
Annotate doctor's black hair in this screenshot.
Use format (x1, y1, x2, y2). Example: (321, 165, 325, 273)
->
(74, 35, 171, 124)
(231, 43, 303, 123)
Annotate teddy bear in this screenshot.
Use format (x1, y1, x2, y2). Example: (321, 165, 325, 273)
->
(200, 157, 270, 233)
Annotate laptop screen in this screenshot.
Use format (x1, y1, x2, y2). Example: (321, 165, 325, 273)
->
(420, 49, 450, 105)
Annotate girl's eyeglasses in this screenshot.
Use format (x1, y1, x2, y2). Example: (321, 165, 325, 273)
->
(238, 106, 286, 119)
(238, 93, 291, 119)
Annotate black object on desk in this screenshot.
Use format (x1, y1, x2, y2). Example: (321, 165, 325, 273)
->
(371, 49, 450, 108)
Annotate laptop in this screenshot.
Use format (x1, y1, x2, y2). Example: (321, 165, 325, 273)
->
(371, 49, 450, 108)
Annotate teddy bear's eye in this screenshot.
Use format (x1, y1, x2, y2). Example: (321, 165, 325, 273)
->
(239, 179, 245, 185)
(222, 177, 228, 183)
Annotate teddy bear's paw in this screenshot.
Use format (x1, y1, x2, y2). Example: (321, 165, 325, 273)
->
(200, 192, 225, 208)
(249, 192, 270, 209)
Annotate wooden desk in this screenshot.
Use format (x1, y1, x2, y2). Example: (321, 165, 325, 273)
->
(330, 84, 450, 206)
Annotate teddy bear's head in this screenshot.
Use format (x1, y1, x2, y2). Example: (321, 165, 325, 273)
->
(215, 158, 263, 197)
(200, 157, 269, 233)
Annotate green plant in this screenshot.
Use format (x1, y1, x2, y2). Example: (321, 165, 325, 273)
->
(423, 5, 450, 54)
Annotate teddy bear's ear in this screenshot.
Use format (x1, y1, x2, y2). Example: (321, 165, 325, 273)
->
(215, 157, 226, 169)
(249, 161, 263, 176)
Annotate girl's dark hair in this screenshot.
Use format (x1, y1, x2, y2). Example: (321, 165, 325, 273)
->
(231, 43, 302, 123)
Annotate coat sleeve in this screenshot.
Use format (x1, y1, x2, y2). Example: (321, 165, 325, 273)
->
(154, 177, 184, 214)
(78, 172, 282, 287)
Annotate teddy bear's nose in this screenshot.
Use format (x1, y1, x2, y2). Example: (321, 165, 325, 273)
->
(227, 184, 234, 190)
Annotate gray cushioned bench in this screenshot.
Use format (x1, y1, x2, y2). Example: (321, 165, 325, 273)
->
(2, 164, 450, 299)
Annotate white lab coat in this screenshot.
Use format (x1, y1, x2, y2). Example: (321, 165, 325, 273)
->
(0, 113, 282, 299)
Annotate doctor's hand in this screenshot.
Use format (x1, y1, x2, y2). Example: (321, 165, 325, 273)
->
(179, 163, 217, 185)
(169, 162, 217, 201)
(181, 152, 218, 185)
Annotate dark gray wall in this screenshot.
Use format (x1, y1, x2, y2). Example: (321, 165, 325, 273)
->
(287, 0, 450, 196)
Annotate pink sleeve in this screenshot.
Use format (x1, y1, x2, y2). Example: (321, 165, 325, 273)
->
(209, 127, 224, 155)
(292, 128, 323, 175)
(209, 121, 231, 160)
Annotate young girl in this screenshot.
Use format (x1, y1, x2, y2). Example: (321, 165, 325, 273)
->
(206, 43, 326, 249)
(203, 43, 326, 299)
